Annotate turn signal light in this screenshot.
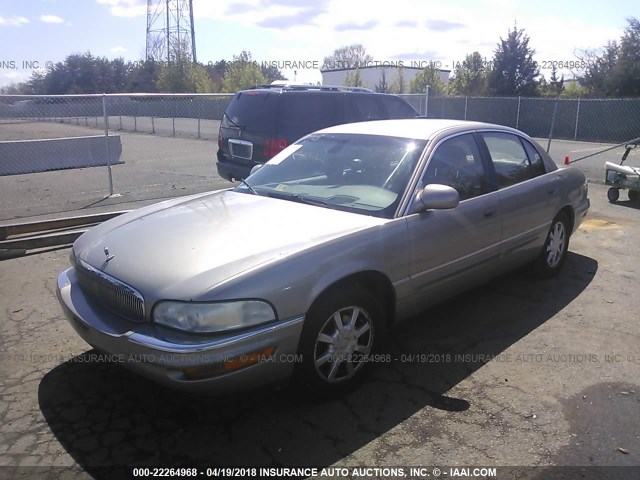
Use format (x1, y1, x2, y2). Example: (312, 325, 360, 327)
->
(181, 346, 276, 379)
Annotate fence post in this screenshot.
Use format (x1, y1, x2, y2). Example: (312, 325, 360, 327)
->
(546, 96, 559, 153)
(425, 85, 430, 117)
(516, 95, 521, 129)
(102, 94, 114, 196)
(134, 115, 137, 132)
(152, 116, 155, 134)
(574, 97, 581, 140)
(172, 116, 176, 136)
(197, 117, 201, 139)
(464, 96, 468, 120)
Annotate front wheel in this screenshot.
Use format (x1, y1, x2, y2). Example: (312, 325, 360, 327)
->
(295, 285, 385, 394)
(531, 213, 570, 278)
(607, 187, 620, 203)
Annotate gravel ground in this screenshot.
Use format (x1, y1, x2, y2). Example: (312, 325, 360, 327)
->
(0, 182, 638, 480)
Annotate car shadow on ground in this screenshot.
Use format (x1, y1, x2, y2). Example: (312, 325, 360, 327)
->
(38, 252, 597, 476)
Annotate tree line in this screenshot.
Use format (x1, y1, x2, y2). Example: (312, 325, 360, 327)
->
(2, 18, 638, 98)
(1, 51, 285, 95)
(333, 18, 640, 98)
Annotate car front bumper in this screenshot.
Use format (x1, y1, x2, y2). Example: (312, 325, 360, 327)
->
(56, 267, 305, 393)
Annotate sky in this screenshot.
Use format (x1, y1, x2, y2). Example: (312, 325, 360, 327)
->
(0, 0, 636, 88)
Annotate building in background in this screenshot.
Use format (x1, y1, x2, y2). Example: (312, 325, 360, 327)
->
(320, 65, 450, 93)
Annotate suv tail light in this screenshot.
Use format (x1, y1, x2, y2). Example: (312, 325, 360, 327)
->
(217, 130, 223, 149)
(263, 138, 288, 158)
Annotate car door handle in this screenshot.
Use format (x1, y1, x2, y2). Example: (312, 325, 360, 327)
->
(483, 208, 496, 218)
(547, 187, 557, 194)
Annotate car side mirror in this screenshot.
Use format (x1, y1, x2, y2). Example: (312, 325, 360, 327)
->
(249, 164, 263, 176)
(409, 184, 460, 214)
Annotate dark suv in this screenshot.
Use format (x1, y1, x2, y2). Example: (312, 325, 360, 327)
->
(216, 84, 418, 181)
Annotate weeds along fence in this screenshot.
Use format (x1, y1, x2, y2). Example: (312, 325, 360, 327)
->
(397, 94, 640, 144)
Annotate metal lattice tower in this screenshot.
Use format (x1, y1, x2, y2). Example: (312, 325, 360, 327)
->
(146, 0, 197, 63)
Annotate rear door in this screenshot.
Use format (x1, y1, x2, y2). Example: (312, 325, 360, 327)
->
(478, 131, 559, 266)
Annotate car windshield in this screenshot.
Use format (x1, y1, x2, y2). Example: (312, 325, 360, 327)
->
(235, 133, 427, 218)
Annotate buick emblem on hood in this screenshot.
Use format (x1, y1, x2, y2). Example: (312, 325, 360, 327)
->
(104, 247, 115, 262)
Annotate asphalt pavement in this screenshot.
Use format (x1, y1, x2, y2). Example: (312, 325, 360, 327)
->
(0, 182, 639, 479)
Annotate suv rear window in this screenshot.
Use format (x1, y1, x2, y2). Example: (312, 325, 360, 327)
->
(278, 93, 340, 137)
(384, 96, 419, 118)
(223, 92, 278, 133)
(345, 94, 416, 122)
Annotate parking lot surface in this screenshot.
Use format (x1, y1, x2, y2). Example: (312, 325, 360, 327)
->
(1, 118, 638, 222)
(0, 182, 639, 479)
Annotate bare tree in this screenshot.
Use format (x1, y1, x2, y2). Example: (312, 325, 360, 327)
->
(323, 44, 373, 70)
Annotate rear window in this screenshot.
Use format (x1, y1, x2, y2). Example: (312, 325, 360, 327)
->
(223, 92, 278, 133)
(345, 94, 417, 122)
(383, 96, 418, 118)
(278, 93, 340, 137)
(345, 95, 387, 122)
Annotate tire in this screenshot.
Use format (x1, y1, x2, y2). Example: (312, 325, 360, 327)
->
(607, 187, 620, 203)
(628, 190, 639, 202)
(295, 285, 385, 395)
(531, 212, 570, 278)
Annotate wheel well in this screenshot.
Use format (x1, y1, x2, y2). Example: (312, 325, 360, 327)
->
(310, 271, 396, 326)
(558, 205, 575, 233)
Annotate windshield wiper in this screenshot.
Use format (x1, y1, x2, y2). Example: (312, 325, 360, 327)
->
(265, 191, 330, 207)
(238, 179, 258, 195)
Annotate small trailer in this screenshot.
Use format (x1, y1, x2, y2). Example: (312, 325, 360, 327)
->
(605, 142, 640, 203)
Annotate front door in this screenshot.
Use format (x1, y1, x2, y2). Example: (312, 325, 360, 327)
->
(405, 133, 502, 313)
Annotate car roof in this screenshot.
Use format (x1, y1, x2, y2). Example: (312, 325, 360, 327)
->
(316, 119, 520, 140)
(241, 84, 375, 94)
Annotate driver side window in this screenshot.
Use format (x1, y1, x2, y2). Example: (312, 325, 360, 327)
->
(423, 134, 487, 201)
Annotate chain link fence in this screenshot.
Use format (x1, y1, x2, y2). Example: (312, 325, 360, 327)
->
(1, 92, 639, 220)
(397, 94, 640, 144)
(0, 94, 233, 220)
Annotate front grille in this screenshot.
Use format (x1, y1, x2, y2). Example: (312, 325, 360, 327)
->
(76, 260, 145, 322)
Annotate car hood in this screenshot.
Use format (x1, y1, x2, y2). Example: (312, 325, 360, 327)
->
(74, 190, 385, 301)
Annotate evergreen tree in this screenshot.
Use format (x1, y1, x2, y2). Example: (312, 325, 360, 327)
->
(488, 25, 540, 96)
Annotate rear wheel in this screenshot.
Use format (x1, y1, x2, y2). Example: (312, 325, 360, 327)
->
(628, 190, 639, 202)
(531, 212, 570, 278)
(607, 187, 620, 203)
(296, 285, 385, 394)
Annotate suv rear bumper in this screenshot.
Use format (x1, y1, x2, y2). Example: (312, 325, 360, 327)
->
(216, 151, 254, 182)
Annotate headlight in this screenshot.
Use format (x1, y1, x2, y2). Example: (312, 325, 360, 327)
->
(153, 300, 276, 333)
